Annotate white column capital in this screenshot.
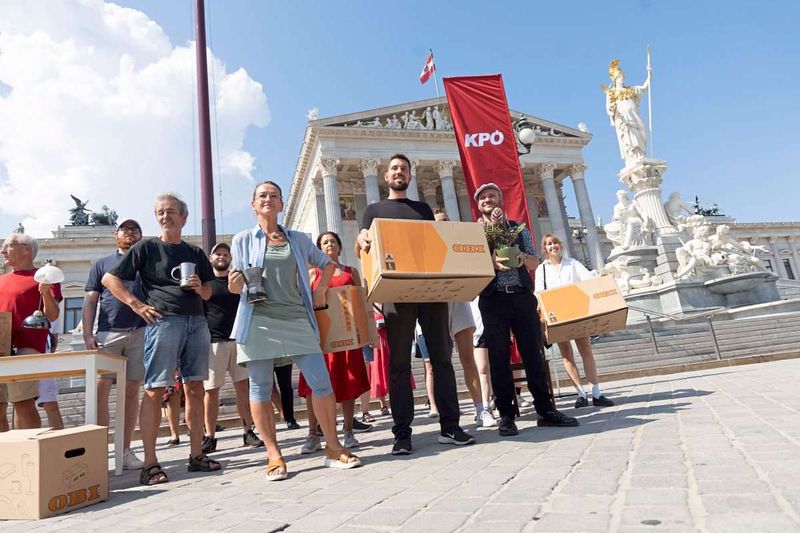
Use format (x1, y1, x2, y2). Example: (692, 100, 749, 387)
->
(421, 180, 438, 198)
(319, 157, 340, 177)
(359, 158, 380, 177)
(436, 160, 458, 177)
(569, 164, 587, 179)
(410, 159, 419, 176)
(311, 176, 324, 191)
(539, 162, 556, 180)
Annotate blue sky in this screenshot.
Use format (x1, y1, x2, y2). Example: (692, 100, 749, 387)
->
(3, 1, 798, 236)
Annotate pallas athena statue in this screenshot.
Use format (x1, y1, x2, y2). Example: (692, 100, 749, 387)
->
(602, 59, 651, 166)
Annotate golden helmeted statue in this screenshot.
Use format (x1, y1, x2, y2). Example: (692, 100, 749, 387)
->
(602, 59, 651, 166)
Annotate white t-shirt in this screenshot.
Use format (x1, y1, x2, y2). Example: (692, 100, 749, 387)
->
(534, 256, 595, 293)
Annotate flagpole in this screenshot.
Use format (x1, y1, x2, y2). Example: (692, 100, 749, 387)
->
(646, 45, 653, 158)
(431, 48, 441, 98)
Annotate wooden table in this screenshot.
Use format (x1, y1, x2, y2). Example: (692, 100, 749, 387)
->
(0, 350, 127, 475)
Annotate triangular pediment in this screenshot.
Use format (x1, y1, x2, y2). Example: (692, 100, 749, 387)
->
(309, 97, 587, 139)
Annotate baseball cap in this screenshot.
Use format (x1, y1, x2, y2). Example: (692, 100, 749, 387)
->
(210, 242, 230, 255)
(116, 219, 141, 231)
(473, 182, 503, 202)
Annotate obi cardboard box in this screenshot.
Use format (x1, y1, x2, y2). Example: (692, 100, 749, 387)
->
(360, 219, 494, 303)
(315, 285, 377, 353)
(0, 425, 108, 520)
(0, 311, 11, 356)
(537, 276, 628, 344)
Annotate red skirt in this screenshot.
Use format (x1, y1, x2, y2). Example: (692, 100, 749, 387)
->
(298, 348, 370, 402)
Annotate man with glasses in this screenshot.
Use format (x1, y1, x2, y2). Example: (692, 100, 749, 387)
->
(83, 218, 147, 469)
(0, 232, 62, 431)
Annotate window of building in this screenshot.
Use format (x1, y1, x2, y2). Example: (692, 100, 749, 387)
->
(63, 297, 83, 332)
(783, 259, 795, 280)
(764, 259, 773, 273)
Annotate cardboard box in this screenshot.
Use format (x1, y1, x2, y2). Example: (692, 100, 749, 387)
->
(537, 276, 628, 344)
(0, 311, 11, 356)
(315, 285, 377, 353)
(0, 425, 108, 520)
(360, 219, 495, 303)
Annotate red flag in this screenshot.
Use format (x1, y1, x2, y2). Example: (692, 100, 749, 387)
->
(419, 53, 435, 84)
(443, 74, 531, 232)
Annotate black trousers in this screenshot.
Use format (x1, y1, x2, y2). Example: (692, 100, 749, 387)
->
(273, 363, 295, 423)
(383, 302, 460, 437)
(479, 290, 553, 419)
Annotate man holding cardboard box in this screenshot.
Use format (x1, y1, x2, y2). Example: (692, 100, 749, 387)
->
(356, 154, 475, 455)
(0, 232, 62, 431)
(474, 184, 578, 436)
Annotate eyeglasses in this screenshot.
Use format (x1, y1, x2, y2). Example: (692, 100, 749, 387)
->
(1, 243, 31, 250)
(117, 227, 141, 234)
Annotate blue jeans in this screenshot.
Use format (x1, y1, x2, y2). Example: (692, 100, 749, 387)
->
(143, 315, 211, 389)
(247, 353, 332, 401)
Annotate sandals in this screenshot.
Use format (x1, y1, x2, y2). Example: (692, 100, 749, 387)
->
(188, 454, 222, 472)
(324, 451, 362, 470)
(266, 457, 288, 481)
(166, 437, 180, 446)
(139, 463, 169, 486)
(361, 412, 376, 423)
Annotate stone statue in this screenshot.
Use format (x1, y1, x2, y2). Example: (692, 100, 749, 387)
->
(602, 59, 650, 166)
(710, 224, 767, 274)
(604, 190, 651, 251)
(601, 256, 659, 294)
(676, 225, 715, 279)
(13, 223, 24, 234)
(402, 110, 423, 130)
(385, 114, 402, 129)
(69, 194, 91, 226)
(433, 106, 450, 131)
(364, 117, 383, 128)
(306, 107, 319, 121)
(664, 192, 692, 227)
(422, 107, 434, 130)
(89, 205, 118, 226)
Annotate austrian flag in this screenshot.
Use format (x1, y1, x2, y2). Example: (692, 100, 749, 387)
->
(419, 53, 435, 84)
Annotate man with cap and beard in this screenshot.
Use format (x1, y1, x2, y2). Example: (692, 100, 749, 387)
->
(83, 218, 147, 469)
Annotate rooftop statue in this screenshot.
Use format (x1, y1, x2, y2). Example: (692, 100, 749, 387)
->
(602, 59, 650, 166)
(68, 195, 118, 226)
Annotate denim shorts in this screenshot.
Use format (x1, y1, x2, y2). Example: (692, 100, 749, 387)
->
(247, 353, 332, 402)
(143, 314, 211, 389)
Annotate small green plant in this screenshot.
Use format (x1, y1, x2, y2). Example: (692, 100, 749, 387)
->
(483, 221, 526, 250)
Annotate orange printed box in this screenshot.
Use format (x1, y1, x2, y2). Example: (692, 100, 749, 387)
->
(537, 276, 628, 344)
(360, 219, 494, 303)
(315, 285, 377, 353)
(0, 312, 11, 356)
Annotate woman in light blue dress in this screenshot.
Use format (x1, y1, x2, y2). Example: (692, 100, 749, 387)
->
(229, 181, 361, 480)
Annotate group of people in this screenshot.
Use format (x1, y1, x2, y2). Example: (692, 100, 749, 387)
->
(0, 152, 614, 485)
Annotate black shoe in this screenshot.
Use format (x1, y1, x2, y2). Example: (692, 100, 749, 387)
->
(437, 427, 476, 446)
(315, 424, 324, 437)
(243, 428, 264, 448)
(538, 409, 579, 427)
(201, 434, 217, 454)
(351, 417, 373, 433)
(166, 437, 180, 446)
(215, 424, 224, 432)
(592, 395, 615, 407)
(391, 433, 413, 455)
(286, 420, 301, 430)
(498, 416, 518, 437)
(574, 396, 589, 408)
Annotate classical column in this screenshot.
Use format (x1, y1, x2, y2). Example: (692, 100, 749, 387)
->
(556, 182, 576, 258)
(539, 163, 569, 245)
(570, 164, 604, 269)
(788, 237, 800, 279)
(620, 161, 676, 235)
(455, 181, 473, 222)
(313, 177, 327, 236)
(407, 159, 420, 201)
(421, 181, 438, 208)
(319, 157, 342, 237)
(352, 181, 367, 226)
(360, 158, 381, 205)
(436, 160, 461, 221)
(769, 237, 789, 278)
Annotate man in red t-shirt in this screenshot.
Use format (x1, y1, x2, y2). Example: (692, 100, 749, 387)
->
(0, 233, 62, 431)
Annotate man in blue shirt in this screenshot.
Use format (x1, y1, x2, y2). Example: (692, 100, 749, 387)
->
(83, 218, 146, 470)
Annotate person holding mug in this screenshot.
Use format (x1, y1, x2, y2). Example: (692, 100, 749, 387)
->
(534, 234, 614, 408)
(228, 181, 361, 481)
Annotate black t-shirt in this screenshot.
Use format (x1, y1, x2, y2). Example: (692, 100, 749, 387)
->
(85, 252, 145, 331)
(360, 198, 434, 230)
(109, 237, 213, 316)
(204, 275, 239, 341)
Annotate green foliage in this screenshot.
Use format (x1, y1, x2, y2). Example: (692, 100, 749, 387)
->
(484, 222, 526, 249)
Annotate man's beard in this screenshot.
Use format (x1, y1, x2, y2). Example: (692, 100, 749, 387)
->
(214, 260, 230, 271)
(388, 181, 409, 192)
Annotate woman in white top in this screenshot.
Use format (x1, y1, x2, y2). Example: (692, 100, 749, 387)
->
(534, 234, 614, 408)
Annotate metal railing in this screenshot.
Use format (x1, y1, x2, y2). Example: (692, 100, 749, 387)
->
(626, 304, 725, 360)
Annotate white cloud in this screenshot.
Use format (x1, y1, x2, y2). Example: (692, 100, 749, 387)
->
(0, 0, 269, 237)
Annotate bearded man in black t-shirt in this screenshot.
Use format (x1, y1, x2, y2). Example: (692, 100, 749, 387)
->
(103, 193, 221, 485)
(356, 153, 475, 455)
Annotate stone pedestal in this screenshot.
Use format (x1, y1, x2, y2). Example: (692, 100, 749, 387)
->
(619, 158, 676, 236)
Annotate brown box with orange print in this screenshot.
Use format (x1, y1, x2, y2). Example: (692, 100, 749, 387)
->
(537, 276, 628, 344)
(360, 219, 495, 303)
(0, 311, 11, 356)
(0, 425, 108, 520)
(315, 285, 377, 353)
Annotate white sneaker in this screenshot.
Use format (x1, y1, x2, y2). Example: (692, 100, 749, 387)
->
(300, 434, 322, 454)
(517, 394, 533, 408)
(480, 409, 497, 428)
(428, 409, 440, 418)
(343, 431, 360, 449)
(122, 448, 144, 470)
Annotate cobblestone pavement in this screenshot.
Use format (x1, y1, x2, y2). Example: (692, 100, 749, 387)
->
(5, 358, 800, 532)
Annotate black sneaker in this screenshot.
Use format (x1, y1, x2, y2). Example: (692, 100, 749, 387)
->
(286, 420, 301, 430)
(243, 428, 264, 448)
(498, 416, 518, 437)
(351, 417, 373, 433)
(438, 428, 476, 446)
(592, 395, 615, 407)
(537, 409, 579, 428)
(391, 433, 413, 455)
(574, 396, 589, 408)
(201, 434, 217, 454)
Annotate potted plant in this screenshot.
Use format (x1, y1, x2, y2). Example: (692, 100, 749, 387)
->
(483, 212, 527, 268)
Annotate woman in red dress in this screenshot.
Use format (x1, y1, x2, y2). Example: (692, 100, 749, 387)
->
(298, 232, 372, 452)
